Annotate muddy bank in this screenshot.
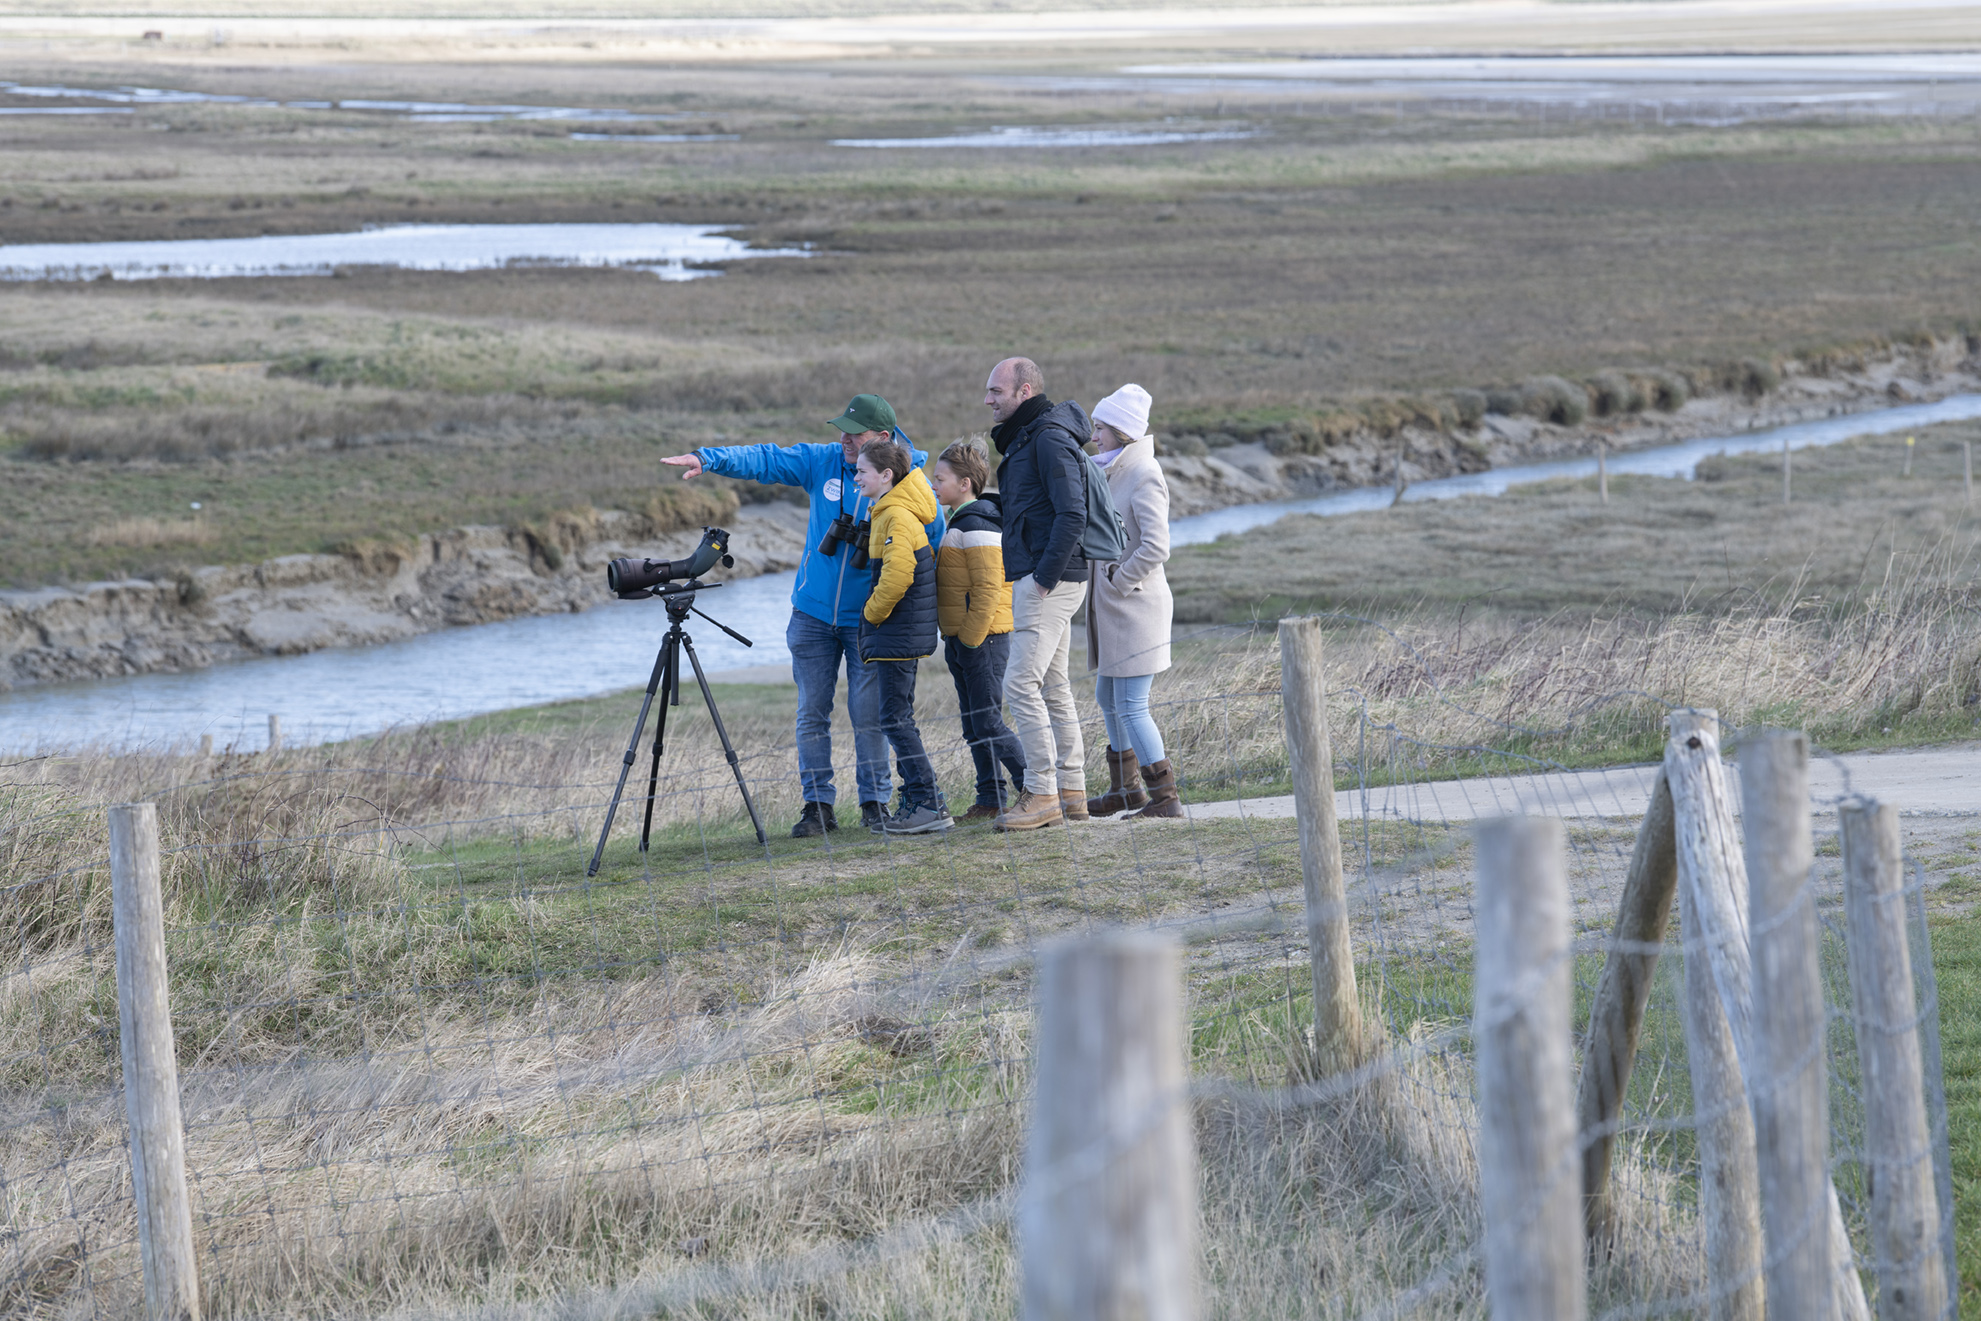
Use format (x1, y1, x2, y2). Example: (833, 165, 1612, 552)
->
(0, 502, 809, 691)
(5, 338, 1976, 692)
(1158, 338, 1981, 516)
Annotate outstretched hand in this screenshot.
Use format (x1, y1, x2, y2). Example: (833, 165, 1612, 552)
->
(661, 453, 704, 480)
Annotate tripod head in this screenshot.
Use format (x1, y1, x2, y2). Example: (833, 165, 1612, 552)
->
(636, 579, 755, 650)
(656, 578, 713, 622)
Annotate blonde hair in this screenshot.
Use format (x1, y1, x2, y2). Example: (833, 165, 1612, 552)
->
(936, 439, 990, 498)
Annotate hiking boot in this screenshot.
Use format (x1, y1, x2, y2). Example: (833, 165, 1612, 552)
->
(790, 802, 837, 838)
(860, 800, 887, 833)
(961, 803, 1001, 822)
(1058, 788, 1091, 822)
(1128, 759, 1184, 819)
(995, 791, 1063, 832)
(882, 803, 953, 835)
(1086, 747, 1148, 817)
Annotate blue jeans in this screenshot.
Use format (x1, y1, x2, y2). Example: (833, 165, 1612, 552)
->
(787, 608, 890, 807)
(944, 633, 1027, 808)
(872, 658, 942, 811)
(1095, 673, 1165, 766)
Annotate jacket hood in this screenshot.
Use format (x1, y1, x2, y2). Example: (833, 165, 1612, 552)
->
(1042, 398, 1092, 441)
(1100, 435, 1157, 477)
(948, 491, 1002, 533)
(875, 466, 941, 526)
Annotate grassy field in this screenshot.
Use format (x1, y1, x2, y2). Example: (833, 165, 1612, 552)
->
(3, 640, 1969, 1315)
(4, 12, 1980, 1314)
(1172, 424, 1981, 618)
(1, 502, 1973, 1314)
(0, 659, 1707, 1318)
(5, 55, 1981, 584)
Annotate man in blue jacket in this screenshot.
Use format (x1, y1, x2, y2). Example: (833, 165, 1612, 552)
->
(661, 394, 944, 837)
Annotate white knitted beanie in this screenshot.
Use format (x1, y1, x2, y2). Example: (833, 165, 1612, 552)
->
(1092, 383, 1153, 443)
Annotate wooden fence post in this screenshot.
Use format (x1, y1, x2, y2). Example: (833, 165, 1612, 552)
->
(109, 803, 201, 1321)
(1840, 798, 1949, 1321)
(1278, 616, 1362, 1076)
(196, 734, 212, 758)
(1475, 816, 1585, 1319)
(1740, 731, 1833, 1317)
(1664, 710, 1764, 1321)
(1020, 931, 1197, 1321)
(266, 713, 282, 752)
(1577, 769, 1678, 1245)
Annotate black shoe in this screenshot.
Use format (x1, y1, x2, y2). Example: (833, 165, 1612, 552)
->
(791, 802, 838, 838)
(861, 800, 887, 833)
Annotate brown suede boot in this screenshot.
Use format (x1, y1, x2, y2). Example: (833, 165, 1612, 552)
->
(1128, 759, 1184, 819)
(995, 790, 1062, 832)
(1086, 747, 1149, 816)
(1058, 788, 1091, 822)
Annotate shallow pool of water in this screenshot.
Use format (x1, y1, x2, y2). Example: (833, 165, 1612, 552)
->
(0, 79, 681, 124)
(1036, 52, 1981, 116)
(833, 124, 1258, 148)
(5, 396, 1978, 751)
(0, 223, 807, 282)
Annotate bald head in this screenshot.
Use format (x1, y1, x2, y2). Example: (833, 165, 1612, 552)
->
(984, 356, 1045, 424)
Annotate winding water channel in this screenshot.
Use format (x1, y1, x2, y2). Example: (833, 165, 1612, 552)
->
(5, 394, 1979, 752)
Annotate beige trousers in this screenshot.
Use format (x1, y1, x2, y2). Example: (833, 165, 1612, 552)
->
(1002, 573, 1089, 796)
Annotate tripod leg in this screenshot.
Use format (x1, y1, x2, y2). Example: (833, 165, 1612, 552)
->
(587, 640, 669, 878)
(639, 630, 679, 854)
(680, 632, 768, 845)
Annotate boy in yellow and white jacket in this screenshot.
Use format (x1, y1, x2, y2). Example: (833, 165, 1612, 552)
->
(853, 436, 951, 834)
(929, 440, 1027, 820)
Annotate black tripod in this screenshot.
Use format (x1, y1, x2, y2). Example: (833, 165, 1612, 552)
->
(588, 580, 766, 877)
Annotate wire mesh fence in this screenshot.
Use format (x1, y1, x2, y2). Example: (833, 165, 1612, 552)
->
(0, 618, 1958, 1319)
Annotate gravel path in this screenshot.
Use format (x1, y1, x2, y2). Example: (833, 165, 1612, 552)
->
(1180, 742, 1980, 822)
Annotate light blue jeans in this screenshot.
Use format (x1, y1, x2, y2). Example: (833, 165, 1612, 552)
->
(1094, 673, 1165, 766)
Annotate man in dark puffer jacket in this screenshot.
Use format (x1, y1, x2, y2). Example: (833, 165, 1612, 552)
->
(985, 356, 1093, 831)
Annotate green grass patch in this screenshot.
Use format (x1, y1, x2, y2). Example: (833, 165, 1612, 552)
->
(1929, 914, 1981, 1317)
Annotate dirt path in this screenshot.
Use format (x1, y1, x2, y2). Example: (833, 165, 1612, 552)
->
(1161, 743, 1978, 953)
(1183, 742, 1981, 822)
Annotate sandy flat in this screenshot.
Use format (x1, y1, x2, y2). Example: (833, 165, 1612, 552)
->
(3, 0, 1978, 64)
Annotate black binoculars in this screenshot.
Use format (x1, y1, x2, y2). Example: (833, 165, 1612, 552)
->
(818, 514, 872, 570)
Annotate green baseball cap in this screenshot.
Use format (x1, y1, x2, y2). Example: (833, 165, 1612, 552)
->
(828, 393, 897, 435)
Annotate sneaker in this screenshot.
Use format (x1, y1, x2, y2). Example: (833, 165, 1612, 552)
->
(790, 802, 837, 839)
(860, 800, 887, 833)
(882, 803, 953, 835)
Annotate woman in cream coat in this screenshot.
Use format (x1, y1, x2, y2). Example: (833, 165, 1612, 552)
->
(1083, 384, 1181, 819)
